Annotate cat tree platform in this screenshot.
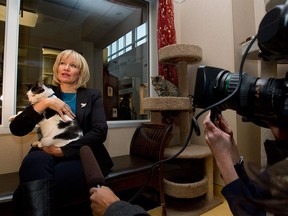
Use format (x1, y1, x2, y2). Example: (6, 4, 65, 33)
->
(163, 144, 213, 200)
(143, 97, 191, 111)
(145, 43, 217, 205)
(159, 44, 202, 65)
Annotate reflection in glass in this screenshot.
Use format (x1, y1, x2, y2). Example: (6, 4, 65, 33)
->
(14, 0, 149, 121)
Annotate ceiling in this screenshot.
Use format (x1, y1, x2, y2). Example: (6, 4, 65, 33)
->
(20, 0, 147, 48)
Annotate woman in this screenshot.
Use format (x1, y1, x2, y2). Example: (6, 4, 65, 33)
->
(10, 49, 113, 215)
(203, 112, 288, 215)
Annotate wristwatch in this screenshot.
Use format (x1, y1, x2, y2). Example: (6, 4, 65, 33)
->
(234, 156, 244, 166)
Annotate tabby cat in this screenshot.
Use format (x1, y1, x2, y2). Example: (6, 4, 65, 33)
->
(10, 81, 83, 148)
(151, 75, 180, 97)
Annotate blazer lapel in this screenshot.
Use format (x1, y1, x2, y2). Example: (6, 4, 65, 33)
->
(76, 88, 89, 125)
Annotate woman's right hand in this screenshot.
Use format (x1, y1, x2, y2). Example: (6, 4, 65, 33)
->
(203, 113, 238, 163)
(203, 113, 240, 184)
(89, 186, 120, 216)
(33, 97, 75, 121)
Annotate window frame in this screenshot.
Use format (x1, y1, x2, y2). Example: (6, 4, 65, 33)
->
(0, 0, 158, 133)
(1, 0, 19, 133)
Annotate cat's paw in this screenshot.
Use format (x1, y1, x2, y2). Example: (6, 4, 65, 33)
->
(31, 141, 42, 148)
(8, 115, 17, 122)
(8, 111, 23, 122)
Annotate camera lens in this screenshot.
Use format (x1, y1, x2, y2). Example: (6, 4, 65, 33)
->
(193, 66, 288, 126)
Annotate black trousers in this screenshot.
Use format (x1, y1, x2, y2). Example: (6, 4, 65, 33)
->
(18, 148, 90, 209)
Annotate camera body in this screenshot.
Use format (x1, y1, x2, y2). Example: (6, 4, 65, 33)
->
(193, 66, 288, 127)
(192, 3, 288, 127)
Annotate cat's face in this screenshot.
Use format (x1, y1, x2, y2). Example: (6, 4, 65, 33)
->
(27, 81, 54, 104)
(30, 81, 45, 95)
(151, 76, 164, 87)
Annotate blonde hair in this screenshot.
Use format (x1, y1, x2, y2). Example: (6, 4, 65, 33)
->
(52, 49, 90, 88)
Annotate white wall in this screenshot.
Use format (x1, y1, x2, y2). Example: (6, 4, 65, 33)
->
(174, 0, 237, 148)
(173, 0, 269, 186)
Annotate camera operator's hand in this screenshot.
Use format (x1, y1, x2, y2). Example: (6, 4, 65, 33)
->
(203, 113, 240, 185)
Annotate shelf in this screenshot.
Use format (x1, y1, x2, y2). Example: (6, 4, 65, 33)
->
(241, 38, 288, 63)
(241, 38, 261, 60)
(143, 97, 192, 111)
(164, 176, 208, 199)
(159, 44, 202, 65)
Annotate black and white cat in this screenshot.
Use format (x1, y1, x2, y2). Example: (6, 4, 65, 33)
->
(151, 75, 180, 97)
(10, 81, 82, 148)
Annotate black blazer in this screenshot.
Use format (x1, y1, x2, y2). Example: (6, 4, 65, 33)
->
(10, 86, 113, 176)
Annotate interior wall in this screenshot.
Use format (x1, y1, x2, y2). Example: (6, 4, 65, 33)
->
(174, 0, 237, 186)
(174, 0, 269, 186)
(232, 0, 262, 173)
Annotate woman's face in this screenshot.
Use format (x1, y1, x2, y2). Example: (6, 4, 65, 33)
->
(57, 56, 80, 85)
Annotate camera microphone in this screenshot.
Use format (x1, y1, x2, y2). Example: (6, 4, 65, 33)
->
(80, 145, 105, 188)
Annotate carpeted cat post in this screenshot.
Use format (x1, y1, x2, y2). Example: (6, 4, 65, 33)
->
(144, 43, 223, 214)
(143, 0, 223, 215)
(159, 44, 201, 146)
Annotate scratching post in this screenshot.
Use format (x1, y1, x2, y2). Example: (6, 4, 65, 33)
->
(144, 44, 202, 145)
(143, 44, 221, 213)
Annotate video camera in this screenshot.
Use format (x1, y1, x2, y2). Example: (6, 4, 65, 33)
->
(193, 2, 288, 128)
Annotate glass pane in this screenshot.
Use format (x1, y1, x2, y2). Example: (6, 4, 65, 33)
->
(0, 0, 5, 124)
(119, 36, 124, 50)
(136, 23, 147, 41)
(126, 31, 132, 46)
(16, 0, 149, 121)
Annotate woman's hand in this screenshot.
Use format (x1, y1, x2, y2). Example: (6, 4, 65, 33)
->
(89, 186, 120, 216)
(41, 146, 64, 157)
(33, 97, 75, 121)
(203, 112, 239, 184)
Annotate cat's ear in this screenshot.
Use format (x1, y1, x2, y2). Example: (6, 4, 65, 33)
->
(36, 81, 43, 88)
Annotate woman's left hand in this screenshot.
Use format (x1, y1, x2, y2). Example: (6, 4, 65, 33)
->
(42, 146, 64, 157)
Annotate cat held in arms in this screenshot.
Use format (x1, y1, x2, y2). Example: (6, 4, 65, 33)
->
(9, 81, 83, 148)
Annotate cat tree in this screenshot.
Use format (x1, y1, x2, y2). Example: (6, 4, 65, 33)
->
(144, 44, 221, 212)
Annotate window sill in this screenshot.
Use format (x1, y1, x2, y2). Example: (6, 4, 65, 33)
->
(107, 120, 150, 128)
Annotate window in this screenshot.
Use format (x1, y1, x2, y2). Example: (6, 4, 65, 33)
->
(105, 21, 149, 121)
(136, 22, 147, 46)
(107, 23, 148, 61)
(107, 22, 147, 62)
(107, 31, 135, 62)
(1, 0, 158, 132)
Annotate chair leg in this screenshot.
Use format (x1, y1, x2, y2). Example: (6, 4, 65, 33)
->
(159, 168, 167, 216)
(159, 199, 167, 216)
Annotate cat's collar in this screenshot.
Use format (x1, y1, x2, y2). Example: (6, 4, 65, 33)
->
(48, 93, 55, 98)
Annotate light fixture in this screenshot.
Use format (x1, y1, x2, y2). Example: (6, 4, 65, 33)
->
(0, 5, 38, 28)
